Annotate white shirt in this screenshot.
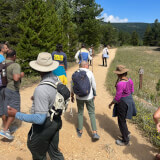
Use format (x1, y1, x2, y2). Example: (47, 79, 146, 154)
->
(102, 47, 109, 58)
(71, 68, 96, 100)
(75, 48, 92, 63)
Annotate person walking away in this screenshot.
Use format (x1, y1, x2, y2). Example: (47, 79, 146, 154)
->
(71, 61, 100, 140)
(7, 52, 64, 159)
(88, 45, 94, 66)
(52, 43, 68, 85)
(108, 65, 136, 146)
(0, 43, 9, 122)
(153, 107, 160, 160)
(102, 44, 109, 67)
(75, 44, 92, 65)
(0, 49, 24, 140)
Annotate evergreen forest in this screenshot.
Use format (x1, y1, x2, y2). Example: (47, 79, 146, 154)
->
(0, 0, 160, 74)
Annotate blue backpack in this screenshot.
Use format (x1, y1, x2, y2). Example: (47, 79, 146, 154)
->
(72, 70, 91, 97)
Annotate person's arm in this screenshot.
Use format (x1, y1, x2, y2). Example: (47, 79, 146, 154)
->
(12, 64, 24, 81)
(108, 82, 123, 108)
(7, 106, 47, 125)
(90, 72, 96, 96)
(153, 107, 160, 132)
(75, 50, 80, 61)
(70, 80, 75, 102)
(64, 54, 67, 71)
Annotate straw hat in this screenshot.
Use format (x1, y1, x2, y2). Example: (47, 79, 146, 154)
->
(113, 65, 129, 74)
(29, 52, 59, 72)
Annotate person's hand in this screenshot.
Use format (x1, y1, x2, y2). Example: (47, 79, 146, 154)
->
(156, 123, 160, 132)
(71, 96, 74, 103)
(31, 96, 34, 101)
(7, 106, 17, 117)
(93, 96, 95, 100)
(20, 72, 24, 78)
(108, 103, 113, 109)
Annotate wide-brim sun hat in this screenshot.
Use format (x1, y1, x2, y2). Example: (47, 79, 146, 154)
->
(29, 52, 59, 72)
(113, 65, 129, 74)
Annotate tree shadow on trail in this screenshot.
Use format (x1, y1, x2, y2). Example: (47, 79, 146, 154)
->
(63, 108, 92, 137)
(123, 136, 157, 160)
(96, 113, 120, 139)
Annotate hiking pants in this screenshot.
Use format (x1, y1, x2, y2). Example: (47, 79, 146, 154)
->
(102, 57, 107, 66)
(76, 98, 97, 131)
(27, 117, 64, 160)
(0, 87, 5, 116)
(117, 100, 130, 143)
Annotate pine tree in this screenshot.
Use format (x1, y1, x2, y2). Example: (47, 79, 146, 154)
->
(143, 24, 152, 46)
(131, 31, 139, 46)
(17, 0, 63, 74)
(72, 0, 103, 46)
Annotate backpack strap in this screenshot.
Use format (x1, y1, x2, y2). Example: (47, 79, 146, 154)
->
(39, 81, 58, 89)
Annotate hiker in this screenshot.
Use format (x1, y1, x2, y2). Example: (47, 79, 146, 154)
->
(7, 52, 64, 159)
(0, 43, 9, 118)
(153, 107, 160, 160)
(88, 45, 94, 66)
(71, 61, 100, 140)
(102, 44, 109, 67)
(75, 44, 92, 65)
(0, 49, 24, 140)
(52, 43, 68, 85)
(108, 65, 136, 146)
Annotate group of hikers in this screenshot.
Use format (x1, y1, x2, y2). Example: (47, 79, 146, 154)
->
(0, 42, 159, 160)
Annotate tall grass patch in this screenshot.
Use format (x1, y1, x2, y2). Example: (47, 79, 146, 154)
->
(107, 46, 160, 106)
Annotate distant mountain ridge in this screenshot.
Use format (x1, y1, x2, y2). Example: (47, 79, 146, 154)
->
(111, 23, 152, 39)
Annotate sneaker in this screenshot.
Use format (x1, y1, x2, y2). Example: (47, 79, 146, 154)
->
(92, 133, 100, 140)
(0, 129, 14, 140)
(118, 133, 131, 141)
(9, 125, 18, 134)
(116, 139, 129, 146)
(76, 128, 82, 138)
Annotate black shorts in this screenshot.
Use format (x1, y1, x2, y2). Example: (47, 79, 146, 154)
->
(3, 88, 20, 116)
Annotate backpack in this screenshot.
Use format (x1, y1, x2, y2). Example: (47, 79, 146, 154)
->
(78, 50, 89, 63)
(72, 69, 91, 97)
(0, 61, 14, 87)
(39, 81, 70, 121)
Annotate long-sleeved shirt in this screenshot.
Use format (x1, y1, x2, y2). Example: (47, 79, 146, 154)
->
(71, 68, 96, 100)
(114, 78, 134, 102)
(52, 51, 67, 70)
(75, 48, 92, 64)
(15, 72, 59, 125)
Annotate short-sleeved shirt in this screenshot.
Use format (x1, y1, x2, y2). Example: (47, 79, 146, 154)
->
(6, 59, 21, 91)
(31, 72, 58, 117)
(0, 54, 5, 63)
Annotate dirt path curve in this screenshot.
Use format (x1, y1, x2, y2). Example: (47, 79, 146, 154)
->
(0, 49, 158, 160)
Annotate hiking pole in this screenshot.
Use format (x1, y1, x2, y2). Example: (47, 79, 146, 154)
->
(92, 56, 93, 73)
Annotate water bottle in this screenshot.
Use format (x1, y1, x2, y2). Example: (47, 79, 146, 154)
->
(2, 69, 6, 77)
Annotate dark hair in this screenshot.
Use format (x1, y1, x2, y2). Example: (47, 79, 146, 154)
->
(0, 44, 5, 51)
(81, 43, 85, 48)
(119, 72, 128, 77)
(6, 49, 16, 58)
(56, 43, 63, 52)
(104, 44, 107, 47)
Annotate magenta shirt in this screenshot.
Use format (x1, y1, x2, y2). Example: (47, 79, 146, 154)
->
(114, 79, 134, 102)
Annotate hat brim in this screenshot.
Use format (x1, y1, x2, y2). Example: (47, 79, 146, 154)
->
(29, 60, 59, 72)
(113, 69, 129, 74)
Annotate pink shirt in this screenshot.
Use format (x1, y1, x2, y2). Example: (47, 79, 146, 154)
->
(114, 79, 134, 102)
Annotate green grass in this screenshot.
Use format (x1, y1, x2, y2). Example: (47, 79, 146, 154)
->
(106, 46, 160, 148)
(107, 46, 160, 106)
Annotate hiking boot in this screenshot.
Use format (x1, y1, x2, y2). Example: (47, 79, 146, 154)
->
(116, 139, 130, 146)
(0, 129, 14, 140)
(118, 133, 131, 141)
(76, 128, 82, 138)
(92, 133, 100, 140)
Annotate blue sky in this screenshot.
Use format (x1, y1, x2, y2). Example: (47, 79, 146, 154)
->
(95, 0, 160, 23)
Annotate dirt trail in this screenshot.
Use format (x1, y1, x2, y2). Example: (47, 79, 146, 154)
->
(0, 49, 158, 160)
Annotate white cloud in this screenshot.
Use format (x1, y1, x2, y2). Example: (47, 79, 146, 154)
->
(102, 13, 128, 23)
